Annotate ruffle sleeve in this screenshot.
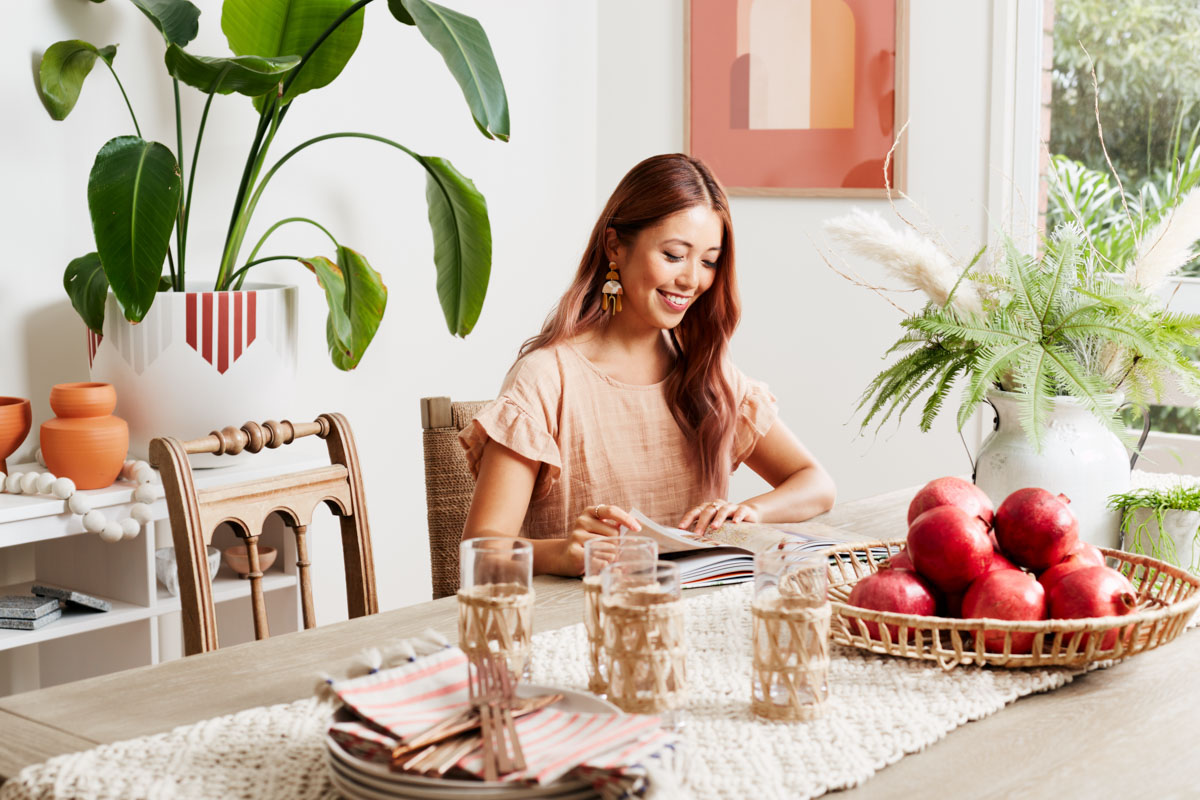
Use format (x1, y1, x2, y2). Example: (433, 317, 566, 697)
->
(731, 375, 779, 469)
(459, 397, 563, 501)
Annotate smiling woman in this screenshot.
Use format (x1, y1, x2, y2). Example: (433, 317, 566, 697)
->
(458, 153, 837, 576)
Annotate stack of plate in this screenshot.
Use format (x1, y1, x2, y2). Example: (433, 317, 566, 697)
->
(324, 685, 612, 800)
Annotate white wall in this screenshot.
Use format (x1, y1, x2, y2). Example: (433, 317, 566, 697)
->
(1, 0, 1028, 617)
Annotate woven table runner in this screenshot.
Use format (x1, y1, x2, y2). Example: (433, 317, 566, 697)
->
(0, 583, 1087, 800)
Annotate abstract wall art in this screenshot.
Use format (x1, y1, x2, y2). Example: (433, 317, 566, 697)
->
(685, 0, 908, 196)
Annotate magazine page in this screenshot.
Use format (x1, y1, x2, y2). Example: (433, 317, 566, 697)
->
(622, 509, 715, 554)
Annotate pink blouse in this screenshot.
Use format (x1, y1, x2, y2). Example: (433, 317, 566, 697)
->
(459, 343, 778, 539)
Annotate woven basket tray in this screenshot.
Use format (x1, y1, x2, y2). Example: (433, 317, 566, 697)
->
(827, 539, 1200, 670)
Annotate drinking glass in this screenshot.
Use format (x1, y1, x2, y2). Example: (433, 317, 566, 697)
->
(583, 536, 657, 695)
(601, 561, 685, 716)
(458, 537, 534, 681)
(750, 544, 830, 721)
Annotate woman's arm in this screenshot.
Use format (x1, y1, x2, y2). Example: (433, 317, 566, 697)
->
(462, 440, 640, 576)
(679, 419, 836, 532)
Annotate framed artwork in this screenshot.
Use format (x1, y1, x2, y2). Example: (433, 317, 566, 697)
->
(685, 0, 908, 197)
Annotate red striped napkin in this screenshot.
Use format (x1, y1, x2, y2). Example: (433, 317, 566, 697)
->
(329, 646, 673, 785)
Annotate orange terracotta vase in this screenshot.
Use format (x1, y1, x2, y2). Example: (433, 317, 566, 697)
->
(40, 382, 128, 490)
(0, 397, 32, 474)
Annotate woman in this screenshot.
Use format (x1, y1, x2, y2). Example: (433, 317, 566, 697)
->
(460, 154, 835, 575)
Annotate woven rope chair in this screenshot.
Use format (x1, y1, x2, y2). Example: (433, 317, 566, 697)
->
(421, 397, 489, 599)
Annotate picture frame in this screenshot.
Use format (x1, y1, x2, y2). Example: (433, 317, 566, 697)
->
(684, 0, 909, 197)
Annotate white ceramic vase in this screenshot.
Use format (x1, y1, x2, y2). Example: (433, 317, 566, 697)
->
(1124, 507, 1200, 574)
(88, 283, 298, 465)
(974, 390, 1130, 549)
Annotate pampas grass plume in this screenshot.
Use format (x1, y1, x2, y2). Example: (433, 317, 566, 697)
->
(1127, 187, 1200, 292)
(824, 209, 982, 314)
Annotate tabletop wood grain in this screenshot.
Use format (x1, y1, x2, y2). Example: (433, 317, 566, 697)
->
(3, 487, 1197, 796)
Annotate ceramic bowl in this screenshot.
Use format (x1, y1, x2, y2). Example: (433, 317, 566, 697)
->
(155, 546, 220, 597)
(222, 545, 277, 578)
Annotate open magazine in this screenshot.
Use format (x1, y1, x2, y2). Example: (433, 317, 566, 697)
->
(621, 509, 844, 589)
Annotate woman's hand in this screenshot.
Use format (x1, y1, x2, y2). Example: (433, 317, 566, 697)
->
(545, 503, 643, 576)
(678, 499, 760, 534)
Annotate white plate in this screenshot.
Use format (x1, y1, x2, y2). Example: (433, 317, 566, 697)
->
(326, 684, 617, 798)
(327, 756, 600, 800)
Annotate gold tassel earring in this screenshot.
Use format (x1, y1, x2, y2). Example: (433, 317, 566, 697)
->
(601, 262, 623, 315)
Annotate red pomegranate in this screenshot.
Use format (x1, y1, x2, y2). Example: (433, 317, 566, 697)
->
(1037, 559, 1093, 597)
(907, 506, 994, 593)
(884, 549, 915, 571)
(1064, 541, 1105, 567)
(993, 489, 1079, 571)
(907, 476, 995, 526)
(847, 568, 938, 641)
(986, 550, 1020, 574)
(961, 569, 1047, 653)
(1047, 566, 1138, 650)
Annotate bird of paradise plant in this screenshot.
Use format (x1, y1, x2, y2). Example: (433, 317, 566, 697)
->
(40, 0, 507, 369)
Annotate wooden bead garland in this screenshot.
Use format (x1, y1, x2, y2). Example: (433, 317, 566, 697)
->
(0, 458, 160, 543)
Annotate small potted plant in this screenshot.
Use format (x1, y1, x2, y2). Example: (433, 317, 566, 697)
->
(1110, 483, 1200, 574)
(823, 197, 1200, 548)
(37, 0, 507, 457)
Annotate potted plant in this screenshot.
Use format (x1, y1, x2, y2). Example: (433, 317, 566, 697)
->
(1110, 483, 1200, 574)
(37, 0, 507, 458)
(823, 203, 1200, 548)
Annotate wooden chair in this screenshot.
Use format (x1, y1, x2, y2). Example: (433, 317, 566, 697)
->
(150, 413, 377, 655)
(421, 396, 489, 599)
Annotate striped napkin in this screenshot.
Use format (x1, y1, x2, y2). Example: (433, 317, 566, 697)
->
(328, 646, 676, 785)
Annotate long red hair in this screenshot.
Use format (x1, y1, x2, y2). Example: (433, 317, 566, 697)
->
(519, 154, 741, 496)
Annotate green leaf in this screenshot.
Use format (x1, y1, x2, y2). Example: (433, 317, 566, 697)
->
(37, 40, 117, 120)
(387, 0, 415, 24)
(87, 136, 181, 322)
(419, 155, 491, 336)
(63, 253, 109, 334)
(302, 247, 388, 370)
(222, 0, 364, 111)
(130, 0, 201, 47)
(165, 44, 300, 96)
(402, 0, 510, 141)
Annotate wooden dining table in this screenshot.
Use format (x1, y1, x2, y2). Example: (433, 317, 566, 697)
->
(1, 486, 1199, 797)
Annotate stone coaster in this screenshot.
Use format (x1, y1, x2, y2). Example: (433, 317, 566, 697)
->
(0, 595, 61, 620)
(0, 608, 63, 630)
(32, 584, 112, 613)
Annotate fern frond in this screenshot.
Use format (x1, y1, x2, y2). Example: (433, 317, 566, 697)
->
(955, 341, 1031, 430)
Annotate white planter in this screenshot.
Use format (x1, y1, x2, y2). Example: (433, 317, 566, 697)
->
(974, 390, 1130, 549)
(1124, 507, 1200, 574)
(89, 283, 298, 465)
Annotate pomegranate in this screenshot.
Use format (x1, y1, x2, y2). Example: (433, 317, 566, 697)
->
(961, 569, 1047, 653)
(847, 568, 937, 641)
(986, 550, 1020, 574)
(884, 549, 914, 571)
(907, 476, 994, 526)
(907, 506, 994, 593)
(1064, 541, 1105, 567)
(993, 489, 1079, 571)
(1037, 558, 1092, 597)
(1047, 566, 1138, 650)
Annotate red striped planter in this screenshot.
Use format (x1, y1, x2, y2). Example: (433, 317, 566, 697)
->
(89, 284, 298, 463)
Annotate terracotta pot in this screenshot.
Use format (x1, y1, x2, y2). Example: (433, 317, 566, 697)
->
(0, 397, 32, 474)
(40, 382, 129, 489)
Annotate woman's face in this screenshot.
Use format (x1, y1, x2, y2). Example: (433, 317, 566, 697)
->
(605, 205, 724, 332)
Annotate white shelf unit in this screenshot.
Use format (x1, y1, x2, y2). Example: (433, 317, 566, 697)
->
(0, 457, 321, 695)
